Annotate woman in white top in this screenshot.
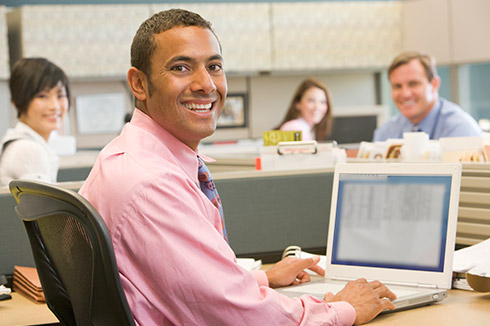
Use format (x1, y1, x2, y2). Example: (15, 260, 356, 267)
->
(277, 78, 333, 141)
(0, 58, 70, 186)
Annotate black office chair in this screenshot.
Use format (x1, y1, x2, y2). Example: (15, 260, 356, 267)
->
(9, 180, 135, 326)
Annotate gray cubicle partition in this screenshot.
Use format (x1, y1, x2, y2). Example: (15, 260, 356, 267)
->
(0, 188, 35, 275)
(216, 169, 334, 262)
(0, 169, 334, 275)
(57, 166, 92, 182)
(0, 182, 84, 276)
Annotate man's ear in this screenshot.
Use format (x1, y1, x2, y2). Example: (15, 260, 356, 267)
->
(431, 75, 441, 92)
(127, 67, 149, 101)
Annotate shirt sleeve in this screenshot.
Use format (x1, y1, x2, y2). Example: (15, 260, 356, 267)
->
(1, 140, 53, 183)
(103, 174, 356, 326)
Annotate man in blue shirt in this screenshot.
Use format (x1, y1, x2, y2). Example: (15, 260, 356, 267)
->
(373, 51, 482, 141)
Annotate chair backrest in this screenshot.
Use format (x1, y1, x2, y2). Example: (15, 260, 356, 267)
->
(9, 180, 135, 326)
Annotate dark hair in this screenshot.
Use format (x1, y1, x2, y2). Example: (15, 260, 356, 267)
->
(276, 78, 333, 141)
(388, 51, 438, 82)
(9, 57, 71, 118)
(130, 8, 218, 97)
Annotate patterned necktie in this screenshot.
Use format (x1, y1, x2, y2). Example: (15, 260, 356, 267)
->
(197, 156, 229, 242)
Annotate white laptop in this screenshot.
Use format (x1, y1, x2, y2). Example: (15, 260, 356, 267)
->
(278, 163, 462, 312)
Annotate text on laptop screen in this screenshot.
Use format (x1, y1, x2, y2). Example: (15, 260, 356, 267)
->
(332, 174, 452, 272)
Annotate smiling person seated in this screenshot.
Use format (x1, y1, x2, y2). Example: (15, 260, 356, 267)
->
(0, 58, 70, 186)
(277, 77, 333, 141)
(79, 9, 396, 325)
(373, 51, 482, 141)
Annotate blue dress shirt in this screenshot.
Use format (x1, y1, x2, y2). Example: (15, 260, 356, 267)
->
(373, 98, 482, 141)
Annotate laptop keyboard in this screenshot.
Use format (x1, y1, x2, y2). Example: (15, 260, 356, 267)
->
(281, 282, 420, 300)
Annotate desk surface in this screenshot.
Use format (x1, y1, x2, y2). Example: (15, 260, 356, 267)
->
(1, 283, 489, 326)
(0, 292, 58, 326)
(370, 289, 490, 325)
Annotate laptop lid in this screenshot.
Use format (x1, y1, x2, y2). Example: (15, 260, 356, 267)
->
(325, 163, 461, 290)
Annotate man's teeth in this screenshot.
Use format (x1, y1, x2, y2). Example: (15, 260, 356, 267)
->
(184, 103, 212, 112)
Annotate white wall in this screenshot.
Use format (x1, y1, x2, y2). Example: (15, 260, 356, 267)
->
(247, 72, 377, 140)
(61, 72, 378, 146)
(0, 81, 13, 138)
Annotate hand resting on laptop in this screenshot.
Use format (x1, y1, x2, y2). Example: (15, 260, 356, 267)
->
(266, 255, 396, 325)
(266, 255, 325, 288)
(324, 278, 396, 325)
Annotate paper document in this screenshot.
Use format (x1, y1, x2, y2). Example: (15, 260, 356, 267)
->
(237, 258, 262, 271)
(453, 238, 490, 273)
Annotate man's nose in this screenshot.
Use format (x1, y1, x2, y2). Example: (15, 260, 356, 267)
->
(190, 67, 217, 94)
(399, 85, 412, 97)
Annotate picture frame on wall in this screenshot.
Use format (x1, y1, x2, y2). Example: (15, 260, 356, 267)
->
(217, 93, 247, 129)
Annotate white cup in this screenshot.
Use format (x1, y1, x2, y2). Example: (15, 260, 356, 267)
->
(401, 132, 429, 161)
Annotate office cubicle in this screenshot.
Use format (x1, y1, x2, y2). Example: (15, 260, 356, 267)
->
(0, 169, 335, 275)
(0, 182, 83, 276)
(216, 168, 334, 262)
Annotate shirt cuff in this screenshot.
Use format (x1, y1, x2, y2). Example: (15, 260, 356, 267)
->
(250, 270, 269, 287)
(330, 301, 356, 326)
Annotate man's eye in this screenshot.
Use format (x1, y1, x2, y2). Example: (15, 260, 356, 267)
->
(209, 64, 222, 72)
(171, 65, 188, 72)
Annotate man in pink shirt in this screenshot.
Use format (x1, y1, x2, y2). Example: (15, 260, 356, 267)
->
(79, 9, 395, 325)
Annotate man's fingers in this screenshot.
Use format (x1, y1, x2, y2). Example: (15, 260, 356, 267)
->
(307, 264, 325, 276)
(375, 285, 397, 301)
(297, 271, 311, 283)
(381, 297, 396, 311)
(323, 292, 335, 302)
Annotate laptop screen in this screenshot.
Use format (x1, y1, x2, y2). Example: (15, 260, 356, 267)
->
(331, 173, 452, 272)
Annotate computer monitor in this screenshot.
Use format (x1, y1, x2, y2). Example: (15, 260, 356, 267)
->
(325, 105, 386, 145)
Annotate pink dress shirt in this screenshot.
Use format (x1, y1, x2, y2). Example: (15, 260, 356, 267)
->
(79, 109, 355, 326)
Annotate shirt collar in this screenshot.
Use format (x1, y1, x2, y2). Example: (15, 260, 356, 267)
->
(1, 121, 49, 145)
(413, 99, 442, 136)
(129, 108, 207, 183)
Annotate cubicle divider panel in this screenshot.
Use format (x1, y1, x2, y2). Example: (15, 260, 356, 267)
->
(0, 190, 35, 276)
(2, 169, 334, 275)
(457, 164, 490, 246)
(57, 167, 92, 183)
(0, 182, 84, 276)
(215, 170, 334, 263)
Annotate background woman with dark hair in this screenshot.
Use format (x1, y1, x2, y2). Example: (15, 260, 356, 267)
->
(277, 77, 333, 141)
(0, 57, 70, 186)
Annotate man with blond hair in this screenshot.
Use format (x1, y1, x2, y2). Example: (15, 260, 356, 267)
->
(374, 51, 481, 141)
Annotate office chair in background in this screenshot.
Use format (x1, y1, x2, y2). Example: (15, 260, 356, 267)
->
(9, 180, 135, 326)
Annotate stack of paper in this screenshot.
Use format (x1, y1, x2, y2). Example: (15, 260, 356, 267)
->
(236, 258, 262, 271)
(13, 266, 45, 302)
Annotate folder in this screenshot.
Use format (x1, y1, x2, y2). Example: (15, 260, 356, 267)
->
(13, 265, 45, 302)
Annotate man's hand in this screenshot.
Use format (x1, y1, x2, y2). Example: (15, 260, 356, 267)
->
(266, 256, 325, 289)
(324, 278, 397, 325)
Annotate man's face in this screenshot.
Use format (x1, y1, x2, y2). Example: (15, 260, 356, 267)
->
(389, 59, 439, 125)
(144, 26, 227, 150)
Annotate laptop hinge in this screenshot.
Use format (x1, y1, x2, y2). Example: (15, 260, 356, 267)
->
(416, 283, 438, 289)
(385, 281, 439, 289)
